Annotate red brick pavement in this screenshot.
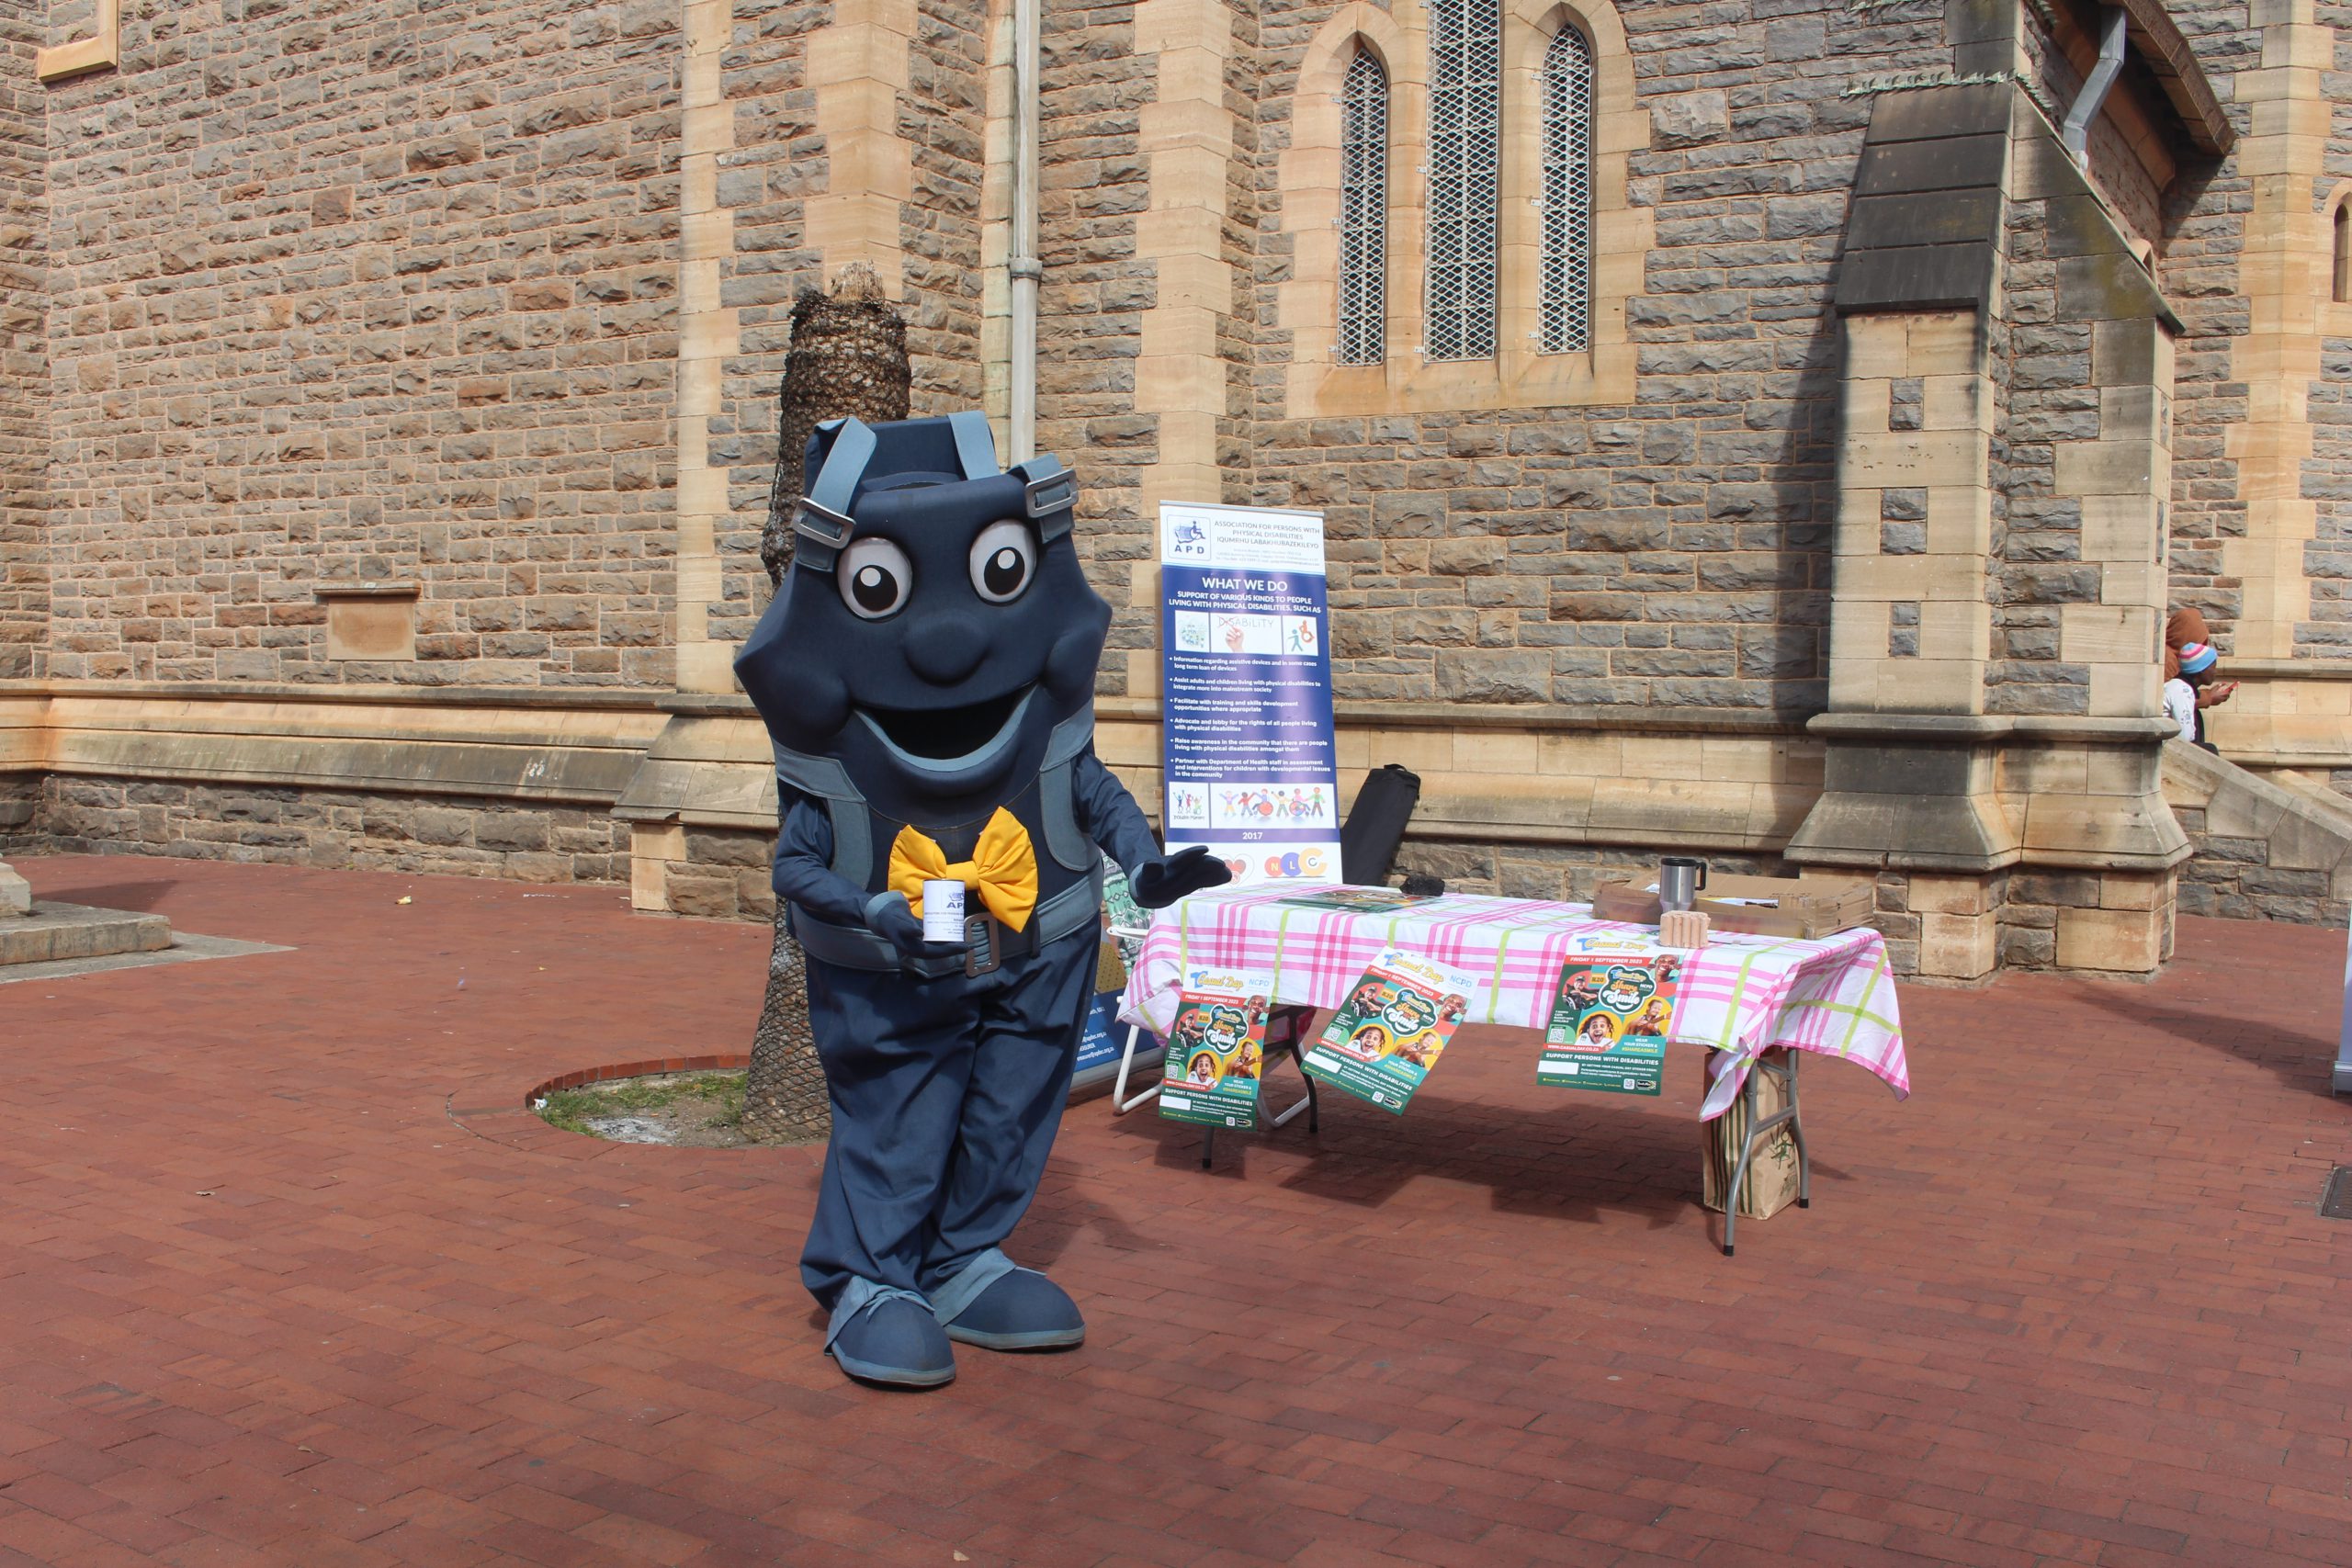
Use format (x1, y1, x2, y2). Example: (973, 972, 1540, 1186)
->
(0, 856, 2346, 1567)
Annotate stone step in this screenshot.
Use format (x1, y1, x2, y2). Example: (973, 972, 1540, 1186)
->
(0, 903, 175, 967)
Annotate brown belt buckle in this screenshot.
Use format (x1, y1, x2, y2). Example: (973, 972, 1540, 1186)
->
(963, 914, 1000, 977)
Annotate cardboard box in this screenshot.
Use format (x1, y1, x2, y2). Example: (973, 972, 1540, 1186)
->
(1702, 1048, 1801, 1220)
(1591, 872, 1872, 939)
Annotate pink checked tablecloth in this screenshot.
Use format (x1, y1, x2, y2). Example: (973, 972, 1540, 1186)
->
(1118, 886, 1909, 1121)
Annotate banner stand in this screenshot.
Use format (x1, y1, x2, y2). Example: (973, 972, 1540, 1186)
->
(1155, 501, 1341, 889)
(2335, 925, 2352, 1096)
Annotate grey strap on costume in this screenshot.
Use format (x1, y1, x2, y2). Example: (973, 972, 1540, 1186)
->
(1012, 454, 1076, 540)
(794, 416, 878, 572)
(947, 410, 1000, 479)
(775, 741, 873, 886)
(927, 1247, 1018, 1325)
(1037, 703, 1097, 874)
(824, 1277, 933, 1350)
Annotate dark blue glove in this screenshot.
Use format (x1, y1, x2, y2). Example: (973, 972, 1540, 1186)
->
(867, 892, 969, 962)
(1131, 845, 1233, 908)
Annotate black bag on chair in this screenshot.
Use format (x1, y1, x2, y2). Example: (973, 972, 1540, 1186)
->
(1340, 763, 1420, 886)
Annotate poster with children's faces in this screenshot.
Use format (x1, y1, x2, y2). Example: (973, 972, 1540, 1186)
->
(1537, 955, 1679, 1097)
(1157, 967, 1274, 1130)
(1299, 948, 1482, 1115)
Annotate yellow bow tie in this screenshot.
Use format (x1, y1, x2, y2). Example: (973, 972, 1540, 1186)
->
(888, 809, 1039, 934)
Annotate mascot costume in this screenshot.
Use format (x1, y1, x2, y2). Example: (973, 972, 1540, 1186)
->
(734, 412, 1229, 1389)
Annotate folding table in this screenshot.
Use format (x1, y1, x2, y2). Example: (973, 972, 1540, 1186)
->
(1115, 886, 1910, 1254)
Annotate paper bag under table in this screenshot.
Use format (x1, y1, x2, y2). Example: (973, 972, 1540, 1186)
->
(1702, 1047, 1801, 1220)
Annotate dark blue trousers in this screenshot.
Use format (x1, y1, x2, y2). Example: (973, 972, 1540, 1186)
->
(798, 926, 1098, 1311)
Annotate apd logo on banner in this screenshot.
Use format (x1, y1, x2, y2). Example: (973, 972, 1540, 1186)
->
(1156, 502, 1341, 888)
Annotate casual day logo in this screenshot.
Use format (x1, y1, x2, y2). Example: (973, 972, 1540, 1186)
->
(1597, 964, 1657, 1015)
(1378, 990, 1438, 1040)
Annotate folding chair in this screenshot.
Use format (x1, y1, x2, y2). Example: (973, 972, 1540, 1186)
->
(1106, 911, 1166, 1114)
(1340, 763, 1420, 886)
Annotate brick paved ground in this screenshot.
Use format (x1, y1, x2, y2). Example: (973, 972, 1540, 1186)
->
(0, 856, 2346, 1567)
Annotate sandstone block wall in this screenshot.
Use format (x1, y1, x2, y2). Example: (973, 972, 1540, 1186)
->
(1235, 0, 1955, 716)
(2161, 5, 2257, 643)
(2163, 737, 2352, 926)
(0, 7, 40, 682)
(38, 0, 686, 689)
(17, 774, 634, 885)
(2303, 0, 2352, 659)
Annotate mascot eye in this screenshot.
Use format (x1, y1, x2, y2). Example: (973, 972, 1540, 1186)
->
(838, 537, 912, 620)
(967, 519, 1036, 604)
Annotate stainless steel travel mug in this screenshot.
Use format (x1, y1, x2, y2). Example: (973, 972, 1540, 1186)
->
(1658, 856, 1708, 913)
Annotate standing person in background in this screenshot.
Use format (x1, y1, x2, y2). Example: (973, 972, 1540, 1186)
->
(2165, 641, 2232, 750)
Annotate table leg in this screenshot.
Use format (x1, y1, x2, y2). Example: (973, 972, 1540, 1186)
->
(1111, 1021, 1165, 1115)
(1723, 1066, 1754, 1258)
(1788, 1050, 1810, 1209)
(1267, 1015, 1317, 1129)
(1721, 1048, 1807, 1258)
(1200, 1007, 1319, 1167)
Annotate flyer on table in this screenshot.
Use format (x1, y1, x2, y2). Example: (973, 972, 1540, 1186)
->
(1157, 967, 1275, 1130)
(1301, 948, 1481, 1115)
(1157, 502, 1340, 888)
(1538, 954, 1682, 1097)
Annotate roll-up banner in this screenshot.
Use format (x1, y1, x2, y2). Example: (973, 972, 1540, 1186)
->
(1156, 502, 1341, 887)
(2336, 926, 2352, 1096)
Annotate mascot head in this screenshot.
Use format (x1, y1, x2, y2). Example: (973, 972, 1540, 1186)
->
(735, 412, 1108, 811)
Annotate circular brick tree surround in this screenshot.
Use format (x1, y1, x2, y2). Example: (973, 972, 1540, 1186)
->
(445, 1055, 825, 1168)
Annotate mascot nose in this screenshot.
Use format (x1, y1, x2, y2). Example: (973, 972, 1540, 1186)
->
(904, 615, 988, 686)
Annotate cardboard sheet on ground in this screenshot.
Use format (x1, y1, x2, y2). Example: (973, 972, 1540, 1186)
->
(1300, 948, 1480, 1114)
(1156, 967, 1273, 1130)
(1538, 953, 1682, 1097)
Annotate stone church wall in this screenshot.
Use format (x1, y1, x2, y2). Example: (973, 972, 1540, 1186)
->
(2302, 0, 2352, 660)
(4, 0, 2346, 973)
(1238, 0, 1952, 716)
(38, 0, 688, 689)
(0, 8, 41, 682)
(2161, 0, 2258, 646)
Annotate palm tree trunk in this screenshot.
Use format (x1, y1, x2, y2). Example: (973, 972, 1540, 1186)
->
(738, 905, 830, 1139)
(740, 265, 911, 1143)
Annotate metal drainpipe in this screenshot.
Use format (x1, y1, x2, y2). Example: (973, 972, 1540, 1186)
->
(2061, 6, 2129, 170)
(1009, 0, 1042, 462)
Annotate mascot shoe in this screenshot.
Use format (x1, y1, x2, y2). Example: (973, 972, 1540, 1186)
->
(827, 1288, 957, 1390)
(930, 1248, 1085, 1351)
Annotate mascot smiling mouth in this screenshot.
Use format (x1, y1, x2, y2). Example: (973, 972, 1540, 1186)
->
(856, 686, 1035, 770)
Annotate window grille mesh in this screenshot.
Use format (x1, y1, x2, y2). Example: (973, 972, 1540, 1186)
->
(1338, 51, 1387, 367)
(1425, 0, 1500, 361)
(1540, 27, 1593, 354)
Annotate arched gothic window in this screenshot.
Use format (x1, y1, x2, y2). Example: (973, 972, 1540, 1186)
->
(1424, 0, 1501, 361)
(1337, 51, 1387, 366)
(1540, 26, 1594, 353)
(2335, 201, 2349, 305)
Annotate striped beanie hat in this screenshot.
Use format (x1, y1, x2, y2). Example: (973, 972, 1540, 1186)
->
(2177, 641, 2219, 676)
